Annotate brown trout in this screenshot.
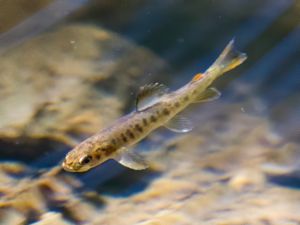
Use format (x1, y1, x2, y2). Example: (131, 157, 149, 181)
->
(62, 39, 247, 172)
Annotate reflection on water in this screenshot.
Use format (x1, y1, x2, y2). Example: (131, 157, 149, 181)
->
(0, 0, 88, 53)
(0, 0, 299, 224)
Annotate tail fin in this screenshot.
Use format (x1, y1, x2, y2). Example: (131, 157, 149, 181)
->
(208, 39, 247, 74)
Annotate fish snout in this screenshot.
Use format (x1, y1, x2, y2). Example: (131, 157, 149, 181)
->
(62, 159, 75, 172)
(62, 158, 91, 172)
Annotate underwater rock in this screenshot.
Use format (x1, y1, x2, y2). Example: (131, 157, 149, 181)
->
(228, 169, 265, 191)
(32, 212, 72, 225)
(0, 165, 100, 224)
(84, 107, 300, 225)
(0, 102, 300, 224)
(0, 24, 169, 160)
(0, 23, 171, 224)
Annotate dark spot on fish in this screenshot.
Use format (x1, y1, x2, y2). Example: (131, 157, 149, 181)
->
(126, 129, 135, 139)
(192, 90, 197, 95)
(143, 118, 148, 126)
(95, 154, 101, 160)
(163, 108, 170, 116)
(101, 145, 115, 156)
(121, 134, 127, 143)
(135, 124, 143, 132)
(184, 96, 189, 101)
(105, 151, 112, 156)
(175, 102, 180, 107)
(150, 115, 157, 122)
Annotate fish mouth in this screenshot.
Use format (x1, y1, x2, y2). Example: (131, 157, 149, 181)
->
(62, 161, 78, 172)
(62, 161, 90, 173)
(61, 161, 75, 172)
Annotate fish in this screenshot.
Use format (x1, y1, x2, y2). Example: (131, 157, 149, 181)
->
(62, 39, 247, 172)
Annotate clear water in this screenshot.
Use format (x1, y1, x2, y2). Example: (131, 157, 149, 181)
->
(0, 1, 299, 224)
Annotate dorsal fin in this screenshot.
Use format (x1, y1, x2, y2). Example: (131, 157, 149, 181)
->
(136, 82, 169, 111)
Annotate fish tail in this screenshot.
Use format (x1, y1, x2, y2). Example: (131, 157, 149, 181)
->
(192, 39, 247, 82)
(209, 38, 247, 74)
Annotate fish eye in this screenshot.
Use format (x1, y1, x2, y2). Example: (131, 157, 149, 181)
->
(79, 155, 92, 165)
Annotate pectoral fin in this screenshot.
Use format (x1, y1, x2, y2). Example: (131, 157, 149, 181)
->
(114, 148, 149, 170)
(194, 87, 221, 103)
(164, 114, 193, 133)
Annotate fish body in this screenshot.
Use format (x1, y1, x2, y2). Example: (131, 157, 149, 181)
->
(62, 39, 247, 172)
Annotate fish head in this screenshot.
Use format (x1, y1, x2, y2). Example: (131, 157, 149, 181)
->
(62, 139, 113, 172)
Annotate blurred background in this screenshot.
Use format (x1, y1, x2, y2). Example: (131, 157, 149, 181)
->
(0, 0, 299, 224)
